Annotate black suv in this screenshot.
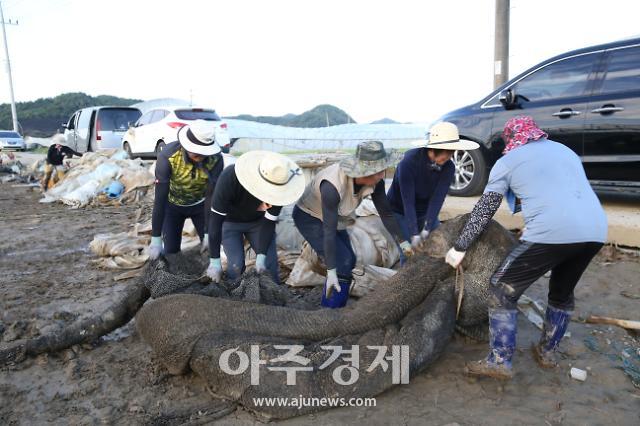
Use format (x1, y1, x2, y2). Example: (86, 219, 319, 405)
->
(438, 37, 640, 196)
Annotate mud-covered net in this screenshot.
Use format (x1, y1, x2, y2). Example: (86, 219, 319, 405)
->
(137, 215, 515, 419)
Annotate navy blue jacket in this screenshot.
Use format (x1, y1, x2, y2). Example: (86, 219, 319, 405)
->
(387, 147, 454, 236)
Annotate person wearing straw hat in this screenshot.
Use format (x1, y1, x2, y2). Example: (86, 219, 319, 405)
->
(206, 151, 305, 284)
(148, 119, 224, 260)
(387, 122, 479, 256)
(293, 140, 413, 308)
(445, 116, 606, 380)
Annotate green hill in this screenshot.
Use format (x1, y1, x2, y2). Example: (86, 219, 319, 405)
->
(229, 104, 356, 127)
(0, 94, 356, 137)
(0, 92, 142, 137)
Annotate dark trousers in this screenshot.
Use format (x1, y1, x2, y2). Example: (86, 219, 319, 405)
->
(222, 219, 280, 284)
(162, 201, 206, 254)
(393, 211, 428, 242)
(490, 241, 603, 310)
(292, 205, 356, 280)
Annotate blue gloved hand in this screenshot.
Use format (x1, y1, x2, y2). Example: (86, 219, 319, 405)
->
(324, 268, 341, 299)
(255, 253, 267, 273)
(399, 240, 414, 258)
(148, 236, 163, 260)
(207, 258, 223, 283)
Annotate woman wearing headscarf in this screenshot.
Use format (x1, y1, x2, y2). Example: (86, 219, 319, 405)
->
(445, 116, 607, 379)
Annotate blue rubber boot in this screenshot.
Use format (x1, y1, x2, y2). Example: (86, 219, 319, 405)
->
(321, 276, 352, 308)
(532, 305, 572, 368)
(465, 309, 518, 380)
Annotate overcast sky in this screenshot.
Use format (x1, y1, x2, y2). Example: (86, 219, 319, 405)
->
(1, 0, 638, 123)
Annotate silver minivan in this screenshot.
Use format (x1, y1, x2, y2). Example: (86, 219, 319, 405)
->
(63, 106, 141, 152)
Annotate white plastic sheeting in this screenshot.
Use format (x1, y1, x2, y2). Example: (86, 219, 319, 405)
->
(227, 119, 430, 152)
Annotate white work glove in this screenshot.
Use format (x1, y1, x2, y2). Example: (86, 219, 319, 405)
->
(420, 228, 430, 241)
(399, 240, 414, 258)
(148, 236, 163, 260)
(255, 253, 267, 274)
(445, 247, 466, 269)
(411, 235, 422, 250)
(200, 233, 209, 254)
(325, 268, 341, 299)
(207, 258, 223, 283)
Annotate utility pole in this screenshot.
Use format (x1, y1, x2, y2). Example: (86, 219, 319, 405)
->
(0, 1, 18, 132)
(493, 0, 510, 89)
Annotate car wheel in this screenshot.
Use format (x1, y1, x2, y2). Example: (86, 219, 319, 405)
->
(155, 140, 166, 156)
(123, 141, 133, 158)
(448, 149, 488, 196)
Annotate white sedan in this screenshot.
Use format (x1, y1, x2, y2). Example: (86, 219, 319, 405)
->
(0, 130, 26, 151)
(121, 106, 231, 158)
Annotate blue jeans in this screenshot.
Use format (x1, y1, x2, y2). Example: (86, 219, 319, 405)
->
(222, 219, 280, 284)
(292, 205, 356, 279)
(393, 211, 429, 242)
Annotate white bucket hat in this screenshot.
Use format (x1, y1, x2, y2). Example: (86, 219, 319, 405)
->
(177, 119, 221, 156)
(415, 122, 480, 151)
(235, 151, 306, 206)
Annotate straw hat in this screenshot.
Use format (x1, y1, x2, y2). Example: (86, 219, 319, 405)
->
(177, 119, 221, 156)
(416, 122, 480, 151)
(339, 140, 402, 178)
(235, 151, 306, 206)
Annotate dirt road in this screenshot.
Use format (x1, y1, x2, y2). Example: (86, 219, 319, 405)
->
(1, 184, 639, 425)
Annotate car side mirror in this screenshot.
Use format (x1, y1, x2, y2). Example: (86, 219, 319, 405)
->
(499, 89, 516, 110)
(61, 123, 68, 129)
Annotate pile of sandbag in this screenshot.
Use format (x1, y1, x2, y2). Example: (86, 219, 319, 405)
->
(40, 150, 154, 208)
(0, 152, 31, 183)
(90, 216, 202, 278)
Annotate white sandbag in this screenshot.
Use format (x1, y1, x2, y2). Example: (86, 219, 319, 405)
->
(286, 241, 325, 287)
(351, 265, 397, 297)
(354, 198, 378, 217)
(89, 232, 149, 257)
(285, 215, 401, 287)
(276, 205, 305, 251)
(119, 166, 154, 192)
(110, 150, 129, 160)
(61, 180, 103, 208)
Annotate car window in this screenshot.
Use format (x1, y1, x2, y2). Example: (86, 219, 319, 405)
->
(98, 109, 142, 131)
(599, 45, 640, 94)
(0, 131, 20, 138)
(484, 93, 502, 107)
(67, 113, 77, 130)
(137, 111, 154, 126)
(513, 52, 598, 101)
(150, 110, 166, 123)
(174, 109, 221, 121)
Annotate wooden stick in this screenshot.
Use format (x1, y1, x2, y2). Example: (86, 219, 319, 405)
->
(586, 315, 640, 330)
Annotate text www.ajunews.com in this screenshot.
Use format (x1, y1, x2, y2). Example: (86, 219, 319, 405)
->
(252, 396, 377, 410)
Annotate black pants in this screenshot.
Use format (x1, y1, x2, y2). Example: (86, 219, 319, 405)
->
(490, 241, 603, 310)
(162, 201, 206, 254)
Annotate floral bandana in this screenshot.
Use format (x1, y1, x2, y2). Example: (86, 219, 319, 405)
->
(502, 115, 548, 154)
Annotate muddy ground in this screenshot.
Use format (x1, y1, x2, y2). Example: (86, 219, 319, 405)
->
(1, 183, 639, 425)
